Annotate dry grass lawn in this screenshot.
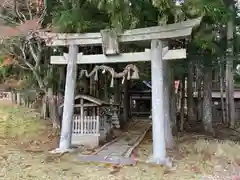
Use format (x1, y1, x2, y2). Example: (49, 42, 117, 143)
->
(0, 103, 240, 180)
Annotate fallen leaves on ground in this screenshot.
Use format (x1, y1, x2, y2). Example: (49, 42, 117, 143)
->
(0, 103, 240, 180)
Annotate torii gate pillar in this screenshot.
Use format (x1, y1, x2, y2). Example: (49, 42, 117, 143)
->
(55, 44, 78, 152)
(150, 40, 168, 164)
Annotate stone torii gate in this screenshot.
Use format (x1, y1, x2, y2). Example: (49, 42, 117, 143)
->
(38, 17, 201, 165)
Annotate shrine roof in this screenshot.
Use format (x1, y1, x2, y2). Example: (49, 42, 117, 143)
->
(74, 94, 110, 105)
(129, 80, 151, 92)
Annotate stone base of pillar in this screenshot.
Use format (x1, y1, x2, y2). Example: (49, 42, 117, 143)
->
(146, 155, 172, 167)
(49, 147, 78, 154)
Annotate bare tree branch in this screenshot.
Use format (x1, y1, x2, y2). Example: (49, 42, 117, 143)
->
(15, 63, 30, 69)
(13, 0, 25, 23)
(0, 14, 19, 25)
(0, 0, 46, 91)
(25, 0, 32, 19)
(28, 40, 38, 62)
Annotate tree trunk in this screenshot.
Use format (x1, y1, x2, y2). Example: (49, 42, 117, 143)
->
(227, 62, 235, 128)
(59, 66, 65, 91)
(83, 78, 89, 94)
(114, 78, 123, 126)
(48, 88, 60, 129)
(219, 60, 226, 124)
(202, 66, 214, 135)
(196, 59, 203, 122)
(40, 91, 47, 119)
(96, 78, 100, 98)
(40, 64, 52, 120)
(104, 76, 108, 101)
(187, 60, 195, 122)
(225, 66, 230, 124)
(170, 88, 177, 134)
(180, 75, 185, 132)
(226, 6, 236, 128)
(57, 66, 65, 121)
(114, 79, 121, 103)
(89, 76, 93, 95)
(123, 77, 130, 122)
(169, 64, 177, 135)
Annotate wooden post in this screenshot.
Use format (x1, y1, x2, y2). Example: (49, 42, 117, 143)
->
(16, 92, 21, 105)
(80, 99, 84, 134)
(149, 40, 167, 164)
(58, 44, 78, 152)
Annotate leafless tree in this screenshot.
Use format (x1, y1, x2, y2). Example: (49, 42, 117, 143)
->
(0, 0, 61, 128)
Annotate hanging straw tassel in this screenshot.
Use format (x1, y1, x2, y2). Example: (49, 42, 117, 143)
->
(79, 71, 82, 78)
(110, 76, 114, 87)
(131, 69, 140, 79)
(127, 70, 131, 80)
(79, 70, 82, 78)
(121, 76, 125, 84)
(94, 70, 98, 81)
(79, 70, 86, 78)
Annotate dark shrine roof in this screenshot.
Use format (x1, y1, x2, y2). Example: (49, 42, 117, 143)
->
(129, 80, 151, 93)
(59, 94, 119, 109)
(74, 94, 110, 105)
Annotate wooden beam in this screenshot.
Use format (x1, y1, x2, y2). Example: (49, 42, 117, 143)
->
(59, 103, 99, 108)
(50, 49, 186, 64)
(39, 17, 202, 46)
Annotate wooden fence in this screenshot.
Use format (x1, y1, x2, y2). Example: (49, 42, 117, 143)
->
(0, 91, 12, 101)
(0, 90, 43, 108)
(72, 115, 100, 135)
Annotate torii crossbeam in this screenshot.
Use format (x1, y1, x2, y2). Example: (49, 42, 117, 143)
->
(50, 47, 186, 64)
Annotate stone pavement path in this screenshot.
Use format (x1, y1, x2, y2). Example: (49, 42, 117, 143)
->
(77, 119, 151, 165)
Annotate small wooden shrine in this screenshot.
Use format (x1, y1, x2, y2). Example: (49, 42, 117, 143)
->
(59, 94, 120, 148)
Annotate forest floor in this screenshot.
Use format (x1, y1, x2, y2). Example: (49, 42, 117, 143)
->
(0, 102, 240, 180)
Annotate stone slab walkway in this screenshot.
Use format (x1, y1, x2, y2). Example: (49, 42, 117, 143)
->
(77, 119, 151, 165)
